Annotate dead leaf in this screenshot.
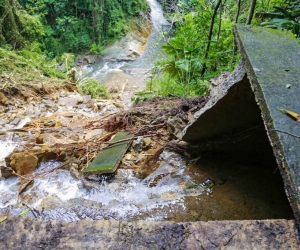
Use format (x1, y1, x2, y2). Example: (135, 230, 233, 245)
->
(279, 109, 300, 122)
(0, 216, 8, 223)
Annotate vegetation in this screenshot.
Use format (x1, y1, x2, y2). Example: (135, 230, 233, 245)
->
(1, 0, 299, 99)
(0, 0, 148, 98)
(78, 77, 109, 99)
(0, 0, 147, 58)
(150, 0, 299, 97)
(259, 0, 300, 41)
(0, 46, 64, 82)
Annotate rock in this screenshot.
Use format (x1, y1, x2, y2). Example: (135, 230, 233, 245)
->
(108, 85, 119, 93)
(124, 153, 136, 161)
(0, 92, 10, 106)
(0, 165, 13, 178)
(58, 95, 83, 107)
(10, 118, 21, 126)
(82, 95, 92, 103)
(70, 164, 83, 179)
(143, 137, 152, 149)
(167, 117, 186, 139)
(8, 152, 39, 175)
(85, 129, 103, 140)
(132, 136, 144, 152)
(75, 54, 102, 65)
(160, 151, 187, 169)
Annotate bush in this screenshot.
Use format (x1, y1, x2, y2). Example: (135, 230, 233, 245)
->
(78, 78, 109, 99)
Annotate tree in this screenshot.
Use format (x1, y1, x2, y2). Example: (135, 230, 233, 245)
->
(0, 0, 24, 48)
(0, 0, 43, 48)
(246, 0, 257, 24)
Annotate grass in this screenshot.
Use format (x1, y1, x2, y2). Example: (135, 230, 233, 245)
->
(0, 47, 65, 85)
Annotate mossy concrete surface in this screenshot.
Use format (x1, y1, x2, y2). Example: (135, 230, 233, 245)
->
(0, 214, 299, 249)
(234, 25, 300, 227)
(83, 132, 134, 175)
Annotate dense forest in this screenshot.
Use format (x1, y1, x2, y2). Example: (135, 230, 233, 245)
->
(0, 0, 147, 57)
(0, 0, 299, 96)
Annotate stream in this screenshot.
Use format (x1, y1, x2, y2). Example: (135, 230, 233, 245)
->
(0, 0, 294, 222)
(83, 0, 170, 107)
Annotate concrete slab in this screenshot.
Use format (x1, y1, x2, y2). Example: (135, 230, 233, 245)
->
(234, 25, 300, 227)
(0, 215, 299, 249)
(182, 61, 271, 154)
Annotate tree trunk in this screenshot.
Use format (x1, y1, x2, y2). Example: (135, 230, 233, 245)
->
(246, 0, 257, 25)
(0, 0, 24, 48)
(201, 0, 222, 77)
(235, 0, 241, 23)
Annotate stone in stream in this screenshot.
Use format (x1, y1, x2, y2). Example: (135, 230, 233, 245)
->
(83, 132, 134, 178)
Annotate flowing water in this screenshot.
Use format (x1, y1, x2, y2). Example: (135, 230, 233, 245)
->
(82, 0, 170, 107)
(0, 0, 294, 222)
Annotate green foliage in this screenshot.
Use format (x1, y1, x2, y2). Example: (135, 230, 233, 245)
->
(0, 46, 64, 82)
(90, 43, 104, 55)
(78, 78, 109, 99)
(17, 0, 148, 57)
(60, 53, 75, 72)
(147, 72, 209, 97)
(0, 0, 44, 49)
(260, 1, 300, 38)
(154, 0, 239, 97)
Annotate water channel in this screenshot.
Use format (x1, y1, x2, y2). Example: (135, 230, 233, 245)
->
(0, 0, 294, 222)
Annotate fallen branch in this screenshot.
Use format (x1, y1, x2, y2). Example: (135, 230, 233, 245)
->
(104, 134, 156, 146)
(118, 79, 128, 100)
(135, 122, 166, 135)
(22, 203, 39, 218)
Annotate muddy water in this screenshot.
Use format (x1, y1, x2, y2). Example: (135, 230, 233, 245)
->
(181, 154, 294, 221)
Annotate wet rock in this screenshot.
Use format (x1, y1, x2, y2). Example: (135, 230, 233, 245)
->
(39, 194, 64, 210)
(70, 164, 83, 179)
(132, 136, 144, 152)
(167, 117, 186, 139)
(0, 166, 13, 178)
(9, 118, 21, 126)
(8, 152, 39, 176)
(76, 54, 102, 65)
(131, 137, 153, 153)
(160, 151, 187, 169)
